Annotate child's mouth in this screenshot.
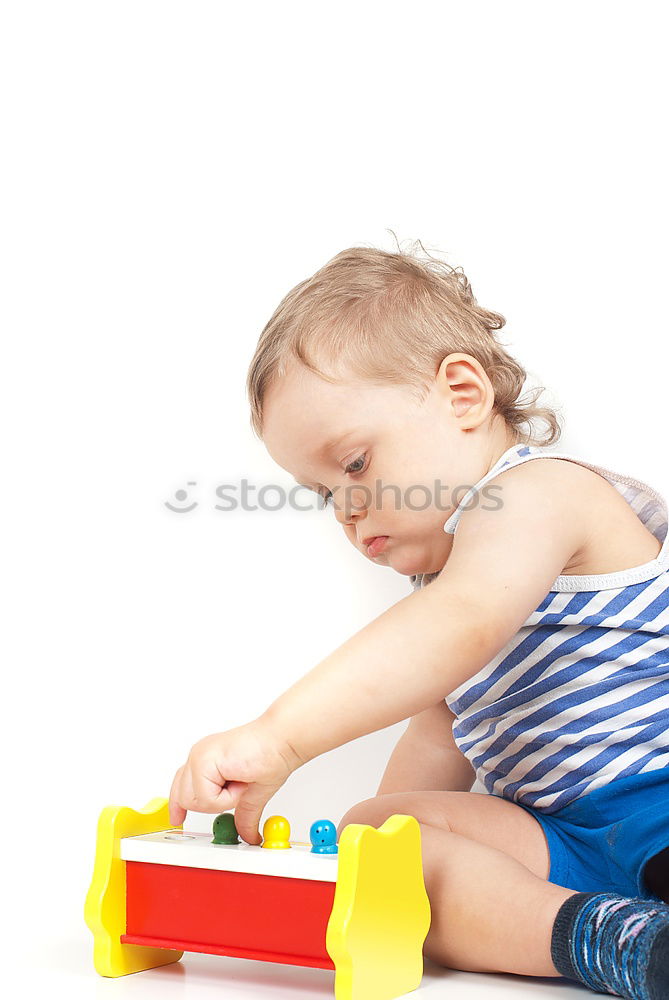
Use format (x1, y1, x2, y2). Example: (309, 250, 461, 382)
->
(366, 536, 389, 557)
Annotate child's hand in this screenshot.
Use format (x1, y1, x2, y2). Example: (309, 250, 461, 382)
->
(168, 719, 299, 845)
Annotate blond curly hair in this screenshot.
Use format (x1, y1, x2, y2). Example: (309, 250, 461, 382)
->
(247, 241, 561, 446)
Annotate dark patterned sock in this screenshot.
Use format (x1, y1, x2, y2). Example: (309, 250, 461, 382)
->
(550, 891, 669, 999)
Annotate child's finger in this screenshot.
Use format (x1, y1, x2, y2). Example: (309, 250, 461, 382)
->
(218, 780, 248, 814)
(191, 767, 248, 814)
(232, 788, 269, 846)
(191, 766, 228, 812)
(168, 765, 188, 826)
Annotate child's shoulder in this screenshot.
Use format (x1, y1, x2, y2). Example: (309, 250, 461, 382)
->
(485, 452, 663, 577)
(491, 449, 610, 494)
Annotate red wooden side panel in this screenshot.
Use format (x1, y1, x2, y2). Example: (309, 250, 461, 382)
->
(122, 861, 337, 970)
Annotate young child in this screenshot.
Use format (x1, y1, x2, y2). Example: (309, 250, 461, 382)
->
(169, 245, 669, 999)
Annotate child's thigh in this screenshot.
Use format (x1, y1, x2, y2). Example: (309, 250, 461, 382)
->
(337, 789, 551, 881)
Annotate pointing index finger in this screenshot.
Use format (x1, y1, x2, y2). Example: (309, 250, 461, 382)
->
(169, 765, 187, 827)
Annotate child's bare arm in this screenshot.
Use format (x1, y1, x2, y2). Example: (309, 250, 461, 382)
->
(376, 701, 475, 794)
(261, 460, 585, 766)
(170, 460, 586, 839)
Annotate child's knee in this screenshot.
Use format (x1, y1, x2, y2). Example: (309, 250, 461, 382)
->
(336, 792, 453, 840)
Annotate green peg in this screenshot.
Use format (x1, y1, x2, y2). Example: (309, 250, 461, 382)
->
(212, 812, 240, 845)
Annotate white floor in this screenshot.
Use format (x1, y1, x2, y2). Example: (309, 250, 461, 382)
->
(29, 932, 588, 999)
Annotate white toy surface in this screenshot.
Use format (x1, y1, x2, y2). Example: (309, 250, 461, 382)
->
(120, 829, 339, 883)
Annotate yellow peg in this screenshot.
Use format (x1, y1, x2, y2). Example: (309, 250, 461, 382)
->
(261, 814, 291, 849)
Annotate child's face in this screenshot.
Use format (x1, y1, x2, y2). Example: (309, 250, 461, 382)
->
(262, 360, 495, 577)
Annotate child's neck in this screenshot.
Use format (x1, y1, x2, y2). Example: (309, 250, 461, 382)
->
(481, 419, 523, 478)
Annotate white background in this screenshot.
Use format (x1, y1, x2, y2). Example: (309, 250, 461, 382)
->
(2, 2, 666, 997)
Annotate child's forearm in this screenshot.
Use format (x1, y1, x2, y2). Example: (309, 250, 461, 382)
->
(259, 579, 502, 767)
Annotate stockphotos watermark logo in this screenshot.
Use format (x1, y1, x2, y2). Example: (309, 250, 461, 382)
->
(164, 479, 504, 516)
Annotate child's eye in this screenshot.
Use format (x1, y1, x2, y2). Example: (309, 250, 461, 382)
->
(344, 455, 367, 475)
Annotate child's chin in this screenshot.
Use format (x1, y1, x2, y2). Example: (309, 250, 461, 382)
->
(367, 539, 445, 578)
(385, 552, 440, 578)
(402, 556, 447, 577)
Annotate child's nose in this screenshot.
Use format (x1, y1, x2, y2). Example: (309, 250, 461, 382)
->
(334, 486, 369, 525)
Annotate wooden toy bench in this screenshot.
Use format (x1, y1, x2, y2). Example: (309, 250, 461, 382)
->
(84, 797, 431, 1000)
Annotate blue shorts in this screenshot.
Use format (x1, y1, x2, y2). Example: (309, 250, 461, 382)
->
(514, 769, 669, 900)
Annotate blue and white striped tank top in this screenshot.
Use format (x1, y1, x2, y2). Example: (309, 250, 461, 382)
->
(410, 443, 669, 814)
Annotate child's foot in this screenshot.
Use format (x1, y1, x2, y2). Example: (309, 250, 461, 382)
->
(551, 891, 669, 999)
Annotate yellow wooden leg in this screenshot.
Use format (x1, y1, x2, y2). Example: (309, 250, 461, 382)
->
(326, 814, 431, 1000)
(84, 797, 183, 977)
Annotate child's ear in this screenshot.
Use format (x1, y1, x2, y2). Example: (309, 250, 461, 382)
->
(436, 352, 495, 428)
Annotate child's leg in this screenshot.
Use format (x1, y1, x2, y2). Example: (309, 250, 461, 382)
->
(338, 790, 571, 975)
(422, 829, 669, 999)
(338, 792, 669, 997)
(417, 821, 574, 975)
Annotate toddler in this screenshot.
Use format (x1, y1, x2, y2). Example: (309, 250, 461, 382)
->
(169, 245, 669, 999)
